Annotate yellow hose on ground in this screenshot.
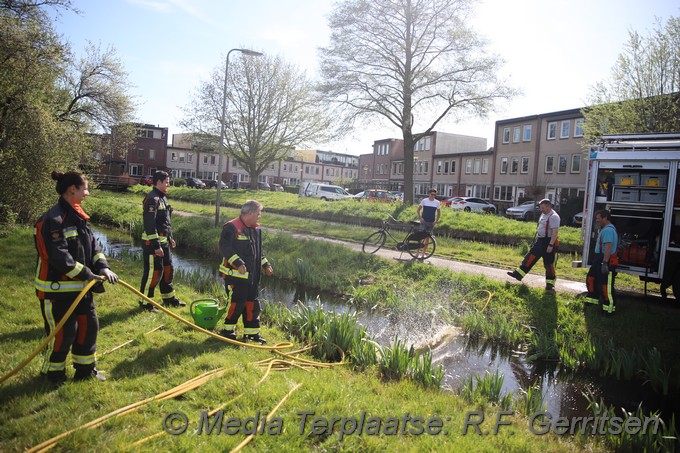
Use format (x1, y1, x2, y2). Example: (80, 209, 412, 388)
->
(117, 279, 293, 351)
(0, 279, 99, 385)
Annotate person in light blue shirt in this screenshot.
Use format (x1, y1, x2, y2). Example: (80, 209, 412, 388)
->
(585, 210, 619, 314)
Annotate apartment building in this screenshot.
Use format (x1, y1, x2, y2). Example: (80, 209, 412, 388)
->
(105, 124, 169, 177)
(491, 108, 586, 215)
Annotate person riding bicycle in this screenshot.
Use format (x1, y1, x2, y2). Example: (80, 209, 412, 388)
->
(415, 188, 440, 260)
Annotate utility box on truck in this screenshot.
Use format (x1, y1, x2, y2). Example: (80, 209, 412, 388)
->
(574, 133, 680, 298)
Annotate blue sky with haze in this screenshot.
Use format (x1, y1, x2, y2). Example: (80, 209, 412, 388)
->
(52, 0, 679, 154)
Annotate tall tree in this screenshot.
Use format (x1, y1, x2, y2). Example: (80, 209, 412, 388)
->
(0, 1, 135, 224)
(181, 53, 333, 187)
(319, 0, 516, 203)
(583, 16, 680, 140)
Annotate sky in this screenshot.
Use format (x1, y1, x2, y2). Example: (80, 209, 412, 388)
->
(51, 0, 679, 155)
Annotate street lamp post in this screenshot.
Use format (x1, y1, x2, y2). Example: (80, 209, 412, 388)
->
(215, 48, 263, 226)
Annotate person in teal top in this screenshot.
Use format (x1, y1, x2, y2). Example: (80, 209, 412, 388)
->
(585, 210, 619, 314)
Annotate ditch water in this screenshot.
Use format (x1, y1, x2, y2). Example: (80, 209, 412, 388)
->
(93, 227, 676, 423)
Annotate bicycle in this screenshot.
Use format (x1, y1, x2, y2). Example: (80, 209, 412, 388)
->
(362, 212, 437, 260)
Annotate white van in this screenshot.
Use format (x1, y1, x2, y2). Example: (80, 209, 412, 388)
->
(299, 182, 352, 201)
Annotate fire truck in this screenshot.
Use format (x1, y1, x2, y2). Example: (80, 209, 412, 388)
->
(575, 133, 680, 299)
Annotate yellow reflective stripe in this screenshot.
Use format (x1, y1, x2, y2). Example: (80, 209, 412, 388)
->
(34, 278, 87, 292)
(228, 255, 241, 265)
(219, 266, 249, 279)
(93, 253, 105, 264)
(517, 269, 526, 277)
(158, 236, 169, 244)
(48, 362, 66, 371)
(72, 354, 95, 365)
(160, 291, 175, 299)
(141, 233, 159, 240)
(141, 254, 154, 298)
(41, 299, 57, 374)
(236, 235, 249, 241)
(261, 258, 269, 266)
(243, 328, 259, 335)
(63, 226, 77, 239)
(65, 262, 84, 278)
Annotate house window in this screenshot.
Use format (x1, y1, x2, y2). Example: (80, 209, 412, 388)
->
(547, 122, 557, 140)
(510, 157, 519, 174)
(203, 155, 208, 164)
(450, 160, 456, 173)
(315, 167, 319, 174)
(558, 155, 568, 173)
(187, 153, 193, 163)
(129, 164, 143, 176)
(437, 161, 442, 174)
(503, 128, 510, 144)
(574, 118, 584, 137)
(211, 155, 216, 165)
(179, 153, 185, 163)
(473, 159, 480, 174)
(521, 157, 529, 174)
(571, 154, 581, 173)
(465, 159, 472, 174)
(482, 158, 489, 174)
(149, 149, 156, 159)
(493, 185, 513, 201)
(560, 120, 570, 138)
(513, 127, 521, 143)
(523, 125, 532, 142)
(137, 149, 145, 159)
(500, 157, 508, 174)
(444, 161, 449, 174)
(171, 152, 177, 161)
(305, 167, 310, 174)
(545, 156, 554, 173)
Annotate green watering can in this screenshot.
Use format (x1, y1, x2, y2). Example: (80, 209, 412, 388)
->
(190, 299, 227, 330)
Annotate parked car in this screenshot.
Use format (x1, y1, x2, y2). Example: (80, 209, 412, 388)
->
(355, 189, 396, 202)
(270, 183, 284, 192)
(204, 179, 228, 189)
(391, 192, 404, 202)
(186, 177, 206, 189)
(257, 182, 271, 191)
(299, 182, 352, 201)
(449, 197, 497, 214)
(505, 201, 540, 221)
(140, 175, 154, 186)
(352, 191, 365, 200)
(572, 211, 584, 227)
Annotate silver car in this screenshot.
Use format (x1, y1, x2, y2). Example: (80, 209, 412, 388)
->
(505, 201, 540, 221)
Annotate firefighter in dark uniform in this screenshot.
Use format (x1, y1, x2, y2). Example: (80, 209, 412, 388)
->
(34, 171, 118, 384)
(507, 198, 560, 292)
(139, 171, 185, 311)
(585, 210, 619, 314)
(218, 200, 273, 344)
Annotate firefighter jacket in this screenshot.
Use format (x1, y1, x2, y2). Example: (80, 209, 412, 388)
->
(219, 217, 270, 286)
(141, 187, 173, 249)
(34, 197, 110, 301)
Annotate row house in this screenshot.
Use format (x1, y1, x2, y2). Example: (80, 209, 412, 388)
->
(491, 108, 586, 212)
(104, 124, 170, 177)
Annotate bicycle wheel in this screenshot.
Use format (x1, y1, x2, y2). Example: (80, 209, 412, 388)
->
(405, 231, 436, 260)
(362, 231, 387, 254)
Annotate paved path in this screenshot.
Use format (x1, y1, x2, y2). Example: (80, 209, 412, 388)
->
(264, 227, 588, 295)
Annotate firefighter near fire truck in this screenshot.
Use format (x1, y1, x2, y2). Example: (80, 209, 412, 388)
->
(139, 171, 185, 312)
(507, 199, 560, 292)
(34, 171, 119, 384)
(585, 210, 619, 314)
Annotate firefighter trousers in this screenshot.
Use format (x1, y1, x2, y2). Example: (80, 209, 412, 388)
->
(39, 294, 98, 374)
(222, 280, 261, 336)
(585, 253, 617, 313)
(515, 237, 556, 286)
(139, 242, 176, 301)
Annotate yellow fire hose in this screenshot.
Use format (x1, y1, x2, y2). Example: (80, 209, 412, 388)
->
(0, 278, 293, 386)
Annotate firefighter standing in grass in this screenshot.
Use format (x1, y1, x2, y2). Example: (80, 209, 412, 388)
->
(139, 171, 185, 312)
(34, 171, 118, 384)
(507, 198, 560, 292)
(585, 210, 619, 314)
(218, 200, 272, 344)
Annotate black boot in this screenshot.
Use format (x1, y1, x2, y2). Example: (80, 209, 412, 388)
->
(244, 333, 267, 345)
(74, 366, 106, 382)
(44, 370, 67, 386)
(218, 329, 237, 340)
(163, 297, 186, 307)
(139, 301, 159, 313)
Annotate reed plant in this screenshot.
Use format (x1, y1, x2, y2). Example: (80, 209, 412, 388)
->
(641, 347, 674, 396)
(460, 369, 513, 410)
(585, 393, 677, 452)
(411, 349, 445, 389)
(377, 337, 413, 382)
(515, 384, 546, 415)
